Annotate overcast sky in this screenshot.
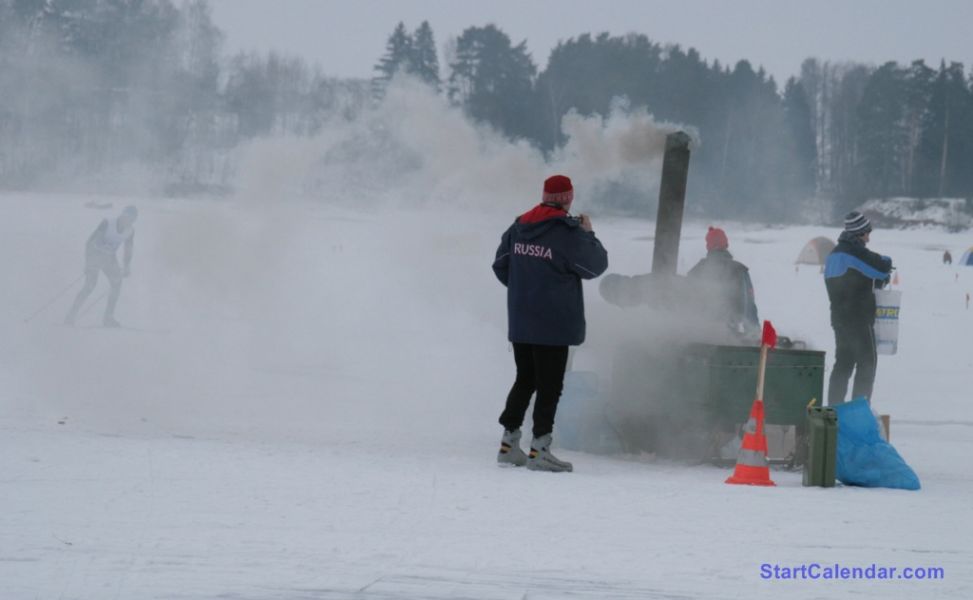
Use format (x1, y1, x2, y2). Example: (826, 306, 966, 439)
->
(209, 0, 973, 84)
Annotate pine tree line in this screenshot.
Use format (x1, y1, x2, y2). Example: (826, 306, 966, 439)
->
(0, 0, 368, 191)
(376, 24, 973, 221)
(373, 21, 440, 95)
(1, 3, 971, 223)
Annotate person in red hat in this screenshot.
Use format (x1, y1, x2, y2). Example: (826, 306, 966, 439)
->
(686, 226, 760, 339)
(492, 174, 608, 472)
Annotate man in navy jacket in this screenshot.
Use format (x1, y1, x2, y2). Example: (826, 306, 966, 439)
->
(492, 175, 608, 472)
(824, 211, 893, 405)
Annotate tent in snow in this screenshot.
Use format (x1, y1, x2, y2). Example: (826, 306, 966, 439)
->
(959, 247, 973, 266)
(796, 236, 836, 265)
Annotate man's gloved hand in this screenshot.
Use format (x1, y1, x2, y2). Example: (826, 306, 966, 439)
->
(578, 213, 593, 232)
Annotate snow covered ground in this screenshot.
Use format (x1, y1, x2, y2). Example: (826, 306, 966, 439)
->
(1, 191, 971, 599)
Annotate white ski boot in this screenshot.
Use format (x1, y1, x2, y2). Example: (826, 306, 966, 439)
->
(527, 433, 573, 472)
(497, 429, 528, 467)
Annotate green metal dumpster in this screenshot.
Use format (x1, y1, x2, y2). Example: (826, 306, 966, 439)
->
(680, 343, 825, 430)
(604, 342, 825, 462)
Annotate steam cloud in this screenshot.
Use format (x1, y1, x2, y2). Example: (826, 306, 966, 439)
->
(6, 74, 709, 456)
(228, 76, 689, 213)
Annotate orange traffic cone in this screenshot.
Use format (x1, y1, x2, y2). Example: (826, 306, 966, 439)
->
(725, 398, 776, 486)
(892, 271, 900, 286)
(726, 320, 777, 486)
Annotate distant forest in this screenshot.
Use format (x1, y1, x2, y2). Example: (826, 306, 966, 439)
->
(2, 0, 972, 222)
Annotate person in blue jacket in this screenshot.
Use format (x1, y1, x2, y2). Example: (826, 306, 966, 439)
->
(492, 174, 608, 472)
(824, 211, 893, 405)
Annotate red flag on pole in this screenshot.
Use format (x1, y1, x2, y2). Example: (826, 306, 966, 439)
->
(761, 320, 777, 349)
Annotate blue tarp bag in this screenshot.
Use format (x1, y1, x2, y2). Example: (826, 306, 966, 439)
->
(554, 371, 623, 454)
(834, 397, 920, 490)
(555, 371, 599, 450)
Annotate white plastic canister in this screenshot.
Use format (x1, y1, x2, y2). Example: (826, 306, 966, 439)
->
(874, 289, 902, 355)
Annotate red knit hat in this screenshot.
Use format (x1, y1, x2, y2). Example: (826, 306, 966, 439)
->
(542, 175, 574, 206)
(706, 226, 729, 251)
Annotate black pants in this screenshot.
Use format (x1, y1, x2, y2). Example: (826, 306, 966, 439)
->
(499, 343, 569, 438)
(828, 322, 877, 405)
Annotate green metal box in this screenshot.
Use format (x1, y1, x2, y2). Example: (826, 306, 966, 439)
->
(803, 407, 838, 487)
(680, 343, 826, 429)
(604, 342, 825, 461)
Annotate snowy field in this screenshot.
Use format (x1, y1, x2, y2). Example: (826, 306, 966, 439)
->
(1, 191, 972, 599)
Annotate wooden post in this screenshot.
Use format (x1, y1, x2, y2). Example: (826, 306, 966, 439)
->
(755, 344, 769, 403)
(756, 321, 776, 405)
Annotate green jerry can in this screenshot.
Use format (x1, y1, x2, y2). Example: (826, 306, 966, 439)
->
(803, 407, 838, 487)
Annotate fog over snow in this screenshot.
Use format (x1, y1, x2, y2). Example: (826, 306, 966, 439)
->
(2, 76, 687, 442)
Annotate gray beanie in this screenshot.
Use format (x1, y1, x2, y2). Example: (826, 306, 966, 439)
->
(844, 211, 871, 235)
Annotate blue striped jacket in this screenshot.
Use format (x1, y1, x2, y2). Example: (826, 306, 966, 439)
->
(824, 234, 893, 327)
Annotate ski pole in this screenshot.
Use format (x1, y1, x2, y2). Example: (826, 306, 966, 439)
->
(77, 291, 108, 319)
(22, 274, 85, 323)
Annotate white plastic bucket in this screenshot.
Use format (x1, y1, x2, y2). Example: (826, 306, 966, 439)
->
(874, 289, 902, 355)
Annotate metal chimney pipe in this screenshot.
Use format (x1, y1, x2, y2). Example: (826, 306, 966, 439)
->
(651, 131, 692, 275)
